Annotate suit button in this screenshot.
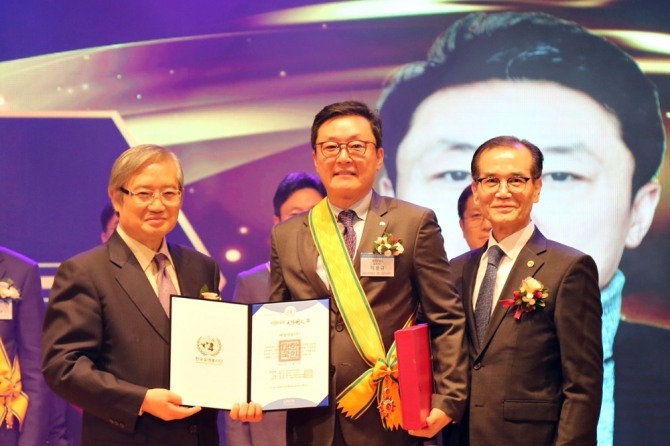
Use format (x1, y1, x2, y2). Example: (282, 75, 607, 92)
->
(335, 322, 344, 332)
(473, 363, 481, 370)
(189, 425, 198, 434)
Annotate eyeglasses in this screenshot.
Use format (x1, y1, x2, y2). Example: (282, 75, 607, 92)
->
(315, 140, 376, 158)
(119, 187, 182, 205)
(475, 176, 532, 193)
(463, 214, 485, 225)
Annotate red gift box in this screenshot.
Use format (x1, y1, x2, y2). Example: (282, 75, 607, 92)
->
(394, 323, 432, 430)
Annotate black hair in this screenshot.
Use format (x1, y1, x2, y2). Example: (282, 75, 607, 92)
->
(457, 186, 473, 220)
(272, 171, 326, 217)
(100, 202, 117, 231)
(311, 100, 382, 150)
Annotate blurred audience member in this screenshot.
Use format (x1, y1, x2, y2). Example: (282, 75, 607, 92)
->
(457, 186, 491, 250)
(0, 246, 49, 446)
(100, 202, 119, 243)
(224, 171, 325, 446)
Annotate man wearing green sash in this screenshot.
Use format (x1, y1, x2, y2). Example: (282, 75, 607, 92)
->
(267, 101, 468, 446)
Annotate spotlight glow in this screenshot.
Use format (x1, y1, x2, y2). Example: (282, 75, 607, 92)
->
(225, 249, 242, 263)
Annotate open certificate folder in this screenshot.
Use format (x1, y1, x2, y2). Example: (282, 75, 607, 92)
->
(170, 296, 330, 411)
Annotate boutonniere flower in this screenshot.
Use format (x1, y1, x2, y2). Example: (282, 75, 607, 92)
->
(500, 277, 548, 320)
(0, 278, 21, 301)
(373, 233, 404, 256)
(199, 284, 221, 301)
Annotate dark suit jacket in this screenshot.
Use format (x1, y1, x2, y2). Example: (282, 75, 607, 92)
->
(450, 228, 603, 446)
(613, 318, 670, 445)
(269, 193, 468, 446)
(231, 263, 271, 305)
(42, 232, 221, 446)
(225, 262, 287, 446)
(0, 247, 49, 446)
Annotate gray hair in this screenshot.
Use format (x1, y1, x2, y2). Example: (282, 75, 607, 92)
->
(108, 144, 184, 206)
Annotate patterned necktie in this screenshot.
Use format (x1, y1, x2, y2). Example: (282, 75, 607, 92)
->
(474, 245, 505, 347)
(338, 210, 357, 259)
(154, 253, 177, 317)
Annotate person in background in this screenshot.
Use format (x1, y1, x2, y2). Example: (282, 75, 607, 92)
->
(449, 136, 602, 445)
(457, 186, 491, 250)
(237, 100, 468, 446)
(0, 246, 49, 446)
(376, 12, 666, 444)
(224, 171, 325, 446)
(42, 144, 235, 446)
(100, 202, 119, 243)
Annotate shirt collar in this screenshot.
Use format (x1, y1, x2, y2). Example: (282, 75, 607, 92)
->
(116, 225, 172, 272)
(329, 191, 373, 221)
(486, 221, 535, 261)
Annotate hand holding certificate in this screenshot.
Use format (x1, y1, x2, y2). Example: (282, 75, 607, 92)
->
(169, 296, 330, 411)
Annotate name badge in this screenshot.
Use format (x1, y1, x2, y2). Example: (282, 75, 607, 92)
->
(360, 253, 394, 277)
(0, 300, 13, 320)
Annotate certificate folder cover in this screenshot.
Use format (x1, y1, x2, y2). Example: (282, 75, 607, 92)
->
(394, 323, 432, 430)
(170, 296, 329, 411)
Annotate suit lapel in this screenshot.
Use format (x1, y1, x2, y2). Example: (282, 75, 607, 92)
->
(299, 193, 389, 295)
(170, 244, 194, 297)
(356, 192, 389, 272)
(0, 251, 6, 280)
(109, 234, 170, 344)
(476, 229, 547, 357)
(463, 248, 484, 350)
(298, 216, 330, 297)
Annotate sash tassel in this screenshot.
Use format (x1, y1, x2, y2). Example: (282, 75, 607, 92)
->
(0, 339, 28, 431)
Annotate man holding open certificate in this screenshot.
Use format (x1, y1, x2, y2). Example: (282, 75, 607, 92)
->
(43, 144, 225, 446)
(240, 101, 469, 446)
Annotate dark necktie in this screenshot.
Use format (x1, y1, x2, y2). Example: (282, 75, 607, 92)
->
(154, 253, 177, 317)
(474, 245, 505, 347)
(338, 210, 357, 259)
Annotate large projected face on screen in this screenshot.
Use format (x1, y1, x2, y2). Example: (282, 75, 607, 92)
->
(378, 12, 665, 285)
(392, 79, 656, 288)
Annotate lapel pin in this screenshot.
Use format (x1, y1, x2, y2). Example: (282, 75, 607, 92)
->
(379, 221, 386, 226)
(527, 260, 535, 268)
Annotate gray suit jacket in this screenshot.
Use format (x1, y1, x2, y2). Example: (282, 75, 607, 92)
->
(42, 232, 221, 446)
(0, 247, 49, 446)
(269, 193, 468, 446)
(230, 262, 271, 305)
(450, 228, 603, 446)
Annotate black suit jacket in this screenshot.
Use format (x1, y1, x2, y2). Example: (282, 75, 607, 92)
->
(269, 193, 468, 446)
(450, 228, 603, 446)
(42, 232, 221, 446)
(0, 247, 49, 446)
(614, 318, 670, 445)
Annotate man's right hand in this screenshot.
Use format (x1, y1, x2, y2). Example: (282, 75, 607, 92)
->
(229, 402, 264, 422)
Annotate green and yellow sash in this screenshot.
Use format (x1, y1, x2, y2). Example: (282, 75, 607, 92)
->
(0, 338, 28, 431)
(309, 199, 412, 430)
